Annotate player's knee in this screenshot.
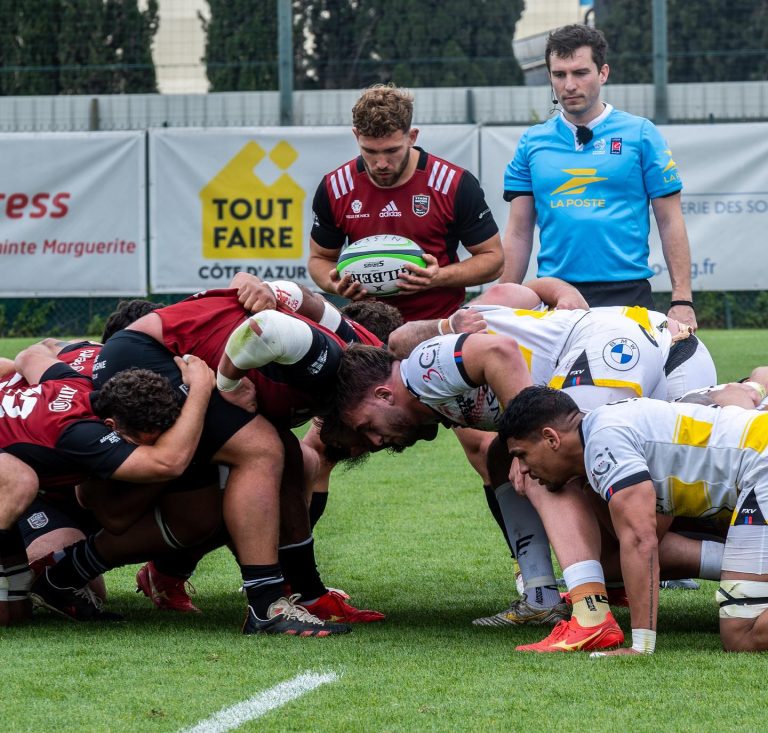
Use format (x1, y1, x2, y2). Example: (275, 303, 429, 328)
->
(717, 579, 768, 652)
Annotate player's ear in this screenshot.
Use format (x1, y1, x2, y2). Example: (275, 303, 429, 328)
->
(599, 64, 609, 85)
(103, 417, 116, 430)
(542, 426, 561, 450)
(408, 128, 419, 145)
(373, 385, 394, 403)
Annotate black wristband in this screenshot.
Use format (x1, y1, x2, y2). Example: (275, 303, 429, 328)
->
(670, 299, 694, 309)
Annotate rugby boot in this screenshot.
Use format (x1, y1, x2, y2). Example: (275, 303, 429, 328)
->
(30, 567, 123, 622)
(242, 593, 351, 636)
(302, 590, 385, 623)
(473, 594, 570, 627)
(516, 611, 624, 653)
(136, 561, 201, 613)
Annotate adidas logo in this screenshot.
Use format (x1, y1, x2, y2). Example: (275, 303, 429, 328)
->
(379, 201, 402, 218)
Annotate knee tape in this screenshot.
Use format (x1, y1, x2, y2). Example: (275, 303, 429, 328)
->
(225, 310, 313, 370)
(716, 579, 768, 619)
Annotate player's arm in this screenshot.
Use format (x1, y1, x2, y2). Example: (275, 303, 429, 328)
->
(652, 192, 697, 331)
(500, 195, 536, 284)
(387, 309, 488, 359)
(14, 343, 67, 384)
(604, 481, 660, 655)
(108, 355, 215, 482)
(0, 356, 15, 378)
(458, 333, 533, 405)
(522, 277, 589, 310)
(398, 234, 503, 293)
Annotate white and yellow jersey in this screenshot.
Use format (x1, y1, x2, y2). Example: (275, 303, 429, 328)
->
(467, 304, 671, 403)
(583, 398, 768, 523)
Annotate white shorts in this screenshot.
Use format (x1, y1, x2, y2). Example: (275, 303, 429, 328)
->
(665, 335, 718, 401)
(550, 311, 668, 408)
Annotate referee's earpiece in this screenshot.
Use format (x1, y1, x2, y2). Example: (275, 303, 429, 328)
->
(551, 88, 558, 106)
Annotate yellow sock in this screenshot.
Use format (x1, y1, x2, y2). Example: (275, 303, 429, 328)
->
(570, 582, 610, 626)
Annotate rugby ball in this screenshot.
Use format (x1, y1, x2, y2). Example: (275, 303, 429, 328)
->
(336, 235, 426, 297)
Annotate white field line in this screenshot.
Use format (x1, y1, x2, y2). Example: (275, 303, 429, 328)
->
(178, 670, 339, 733)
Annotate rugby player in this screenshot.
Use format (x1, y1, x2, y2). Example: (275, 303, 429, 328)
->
(500, 386, 768, 653)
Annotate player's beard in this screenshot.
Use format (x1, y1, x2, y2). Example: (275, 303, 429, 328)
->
(364, 150, 410, 188)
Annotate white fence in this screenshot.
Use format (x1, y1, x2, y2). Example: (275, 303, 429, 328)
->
(1, 82, 768, 132)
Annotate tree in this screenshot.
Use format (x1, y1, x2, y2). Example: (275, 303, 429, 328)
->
(599, 0, 768, 83)
(0, 0, 158, 96)
(202, 0, 525, 91)
(202, 0, 280, 91)
(303, 0, 524, 88)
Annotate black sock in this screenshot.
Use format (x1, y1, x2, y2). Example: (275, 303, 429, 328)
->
(241, 563, 283, 617)
(279, 537, 326, 602)
(309, 492, 329, 530)
(48, 536, 110, 589)
(483, 485, 514, 555)
(153, 552, 200, 580)
(0, 526, 28, 582)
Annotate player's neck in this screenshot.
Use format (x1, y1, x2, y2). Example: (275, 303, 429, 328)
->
(562, 101, 606, 127)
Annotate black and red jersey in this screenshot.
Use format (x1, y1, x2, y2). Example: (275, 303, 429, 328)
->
(156, 289, 379, 426)
(0, 363, 136, 488)
(0, 341, 101, 393)
(311, 147, 498, 322)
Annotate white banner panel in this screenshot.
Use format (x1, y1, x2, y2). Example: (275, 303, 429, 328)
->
(0, 132, 146, 296)
(480, 122, 768, 291)
(149, 126, 479, 293)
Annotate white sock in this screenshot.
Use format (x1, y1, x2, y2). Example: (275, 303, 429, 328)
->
(699, 540, 725, 580)
(495, 482, 557, 605)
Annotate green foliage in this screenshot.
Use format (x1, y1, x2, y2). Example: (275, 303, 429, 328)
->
(0, 0, 158, 96)
(9, 300, 55, 337)
(203, 0, 525, 91)
(202, 0, 280, 91)
(600, 0, 768, 83)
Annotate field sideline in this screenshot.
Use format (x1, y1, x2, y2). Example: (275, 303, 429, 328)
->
(2, 331, 767, 732)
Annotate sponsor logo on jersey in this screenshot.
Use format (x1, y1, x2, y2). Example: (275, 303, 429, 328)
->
(379, 201, 401, 218)
(602, 338, 640, 371)
(92, 359, 106, 372)
(27, 512, 49, 530)
(48, 384, 78, 413)
(412, 194, 430, 217)
(69, 348, 97, 373)
(550, 169, 607, 209)
(610, 138, 622, 155)
(308, 346, 329, 375)
(100, 431, 121, 444)
(593, 138, 606, 155)
(351, 199, 363, 213)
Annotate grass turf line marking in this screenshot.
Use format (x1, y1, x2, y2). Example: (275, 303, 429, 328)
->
(178, 671, 338, 733)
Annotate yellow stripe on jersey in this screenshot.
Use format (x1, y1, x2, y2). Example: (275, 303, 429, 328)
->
(486, 327, 533, 373)
(618, 306, 654, 334)
(592, 378, 644, 396)
(668, 477, 715, 518)
(672, 415, 714, 447)
(511, 309, 553, 319)
(738, 412, 768, 453)
(545, 376, 643, 396)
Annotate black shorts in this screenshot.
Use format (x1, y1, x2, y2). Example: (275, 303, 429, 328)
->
(571, 279, 654, 309)
(18, 492, 101, 547)
(92, 330, 255, 462)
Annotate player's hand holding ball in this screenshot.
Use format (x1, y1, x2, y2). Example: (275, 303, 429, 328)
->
(396, 252, 439, 293)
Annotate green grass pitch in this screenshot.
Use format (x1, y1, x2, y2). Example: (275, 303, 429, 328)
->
(1, 331, 767, 732)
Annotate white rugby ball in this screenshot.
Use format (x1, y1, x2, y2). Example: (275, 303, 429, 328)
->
(336, 234, 426, 297)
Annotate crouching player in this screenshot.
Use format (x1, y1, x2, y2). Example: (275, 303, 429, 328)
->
(500, 386, 768, 653)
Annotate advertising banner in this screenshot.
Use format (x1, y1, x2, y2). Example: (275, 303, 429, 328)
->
(0, 132, 146, 296)
(480, 122, 768, 291)
(149, 126, 479, 292)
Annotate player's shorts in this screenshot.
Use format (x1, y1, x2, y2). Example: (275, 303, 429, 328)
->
(722, 484, 768, 575)
(550, 310, 667, 409)
(571, 278, 654, 309)
(18, 492, 100, 547)
(664, 335, 717, 401)
(92, 329, 255, 462)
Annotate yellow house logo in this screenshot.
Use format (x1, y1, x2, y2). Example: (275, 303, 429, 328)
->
(551, 168, 607, 195)
(200, 140, 304, 260)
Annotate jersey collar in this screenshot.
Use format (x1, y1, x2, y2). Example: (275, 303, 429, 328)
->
(559, 103, 614, 150)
